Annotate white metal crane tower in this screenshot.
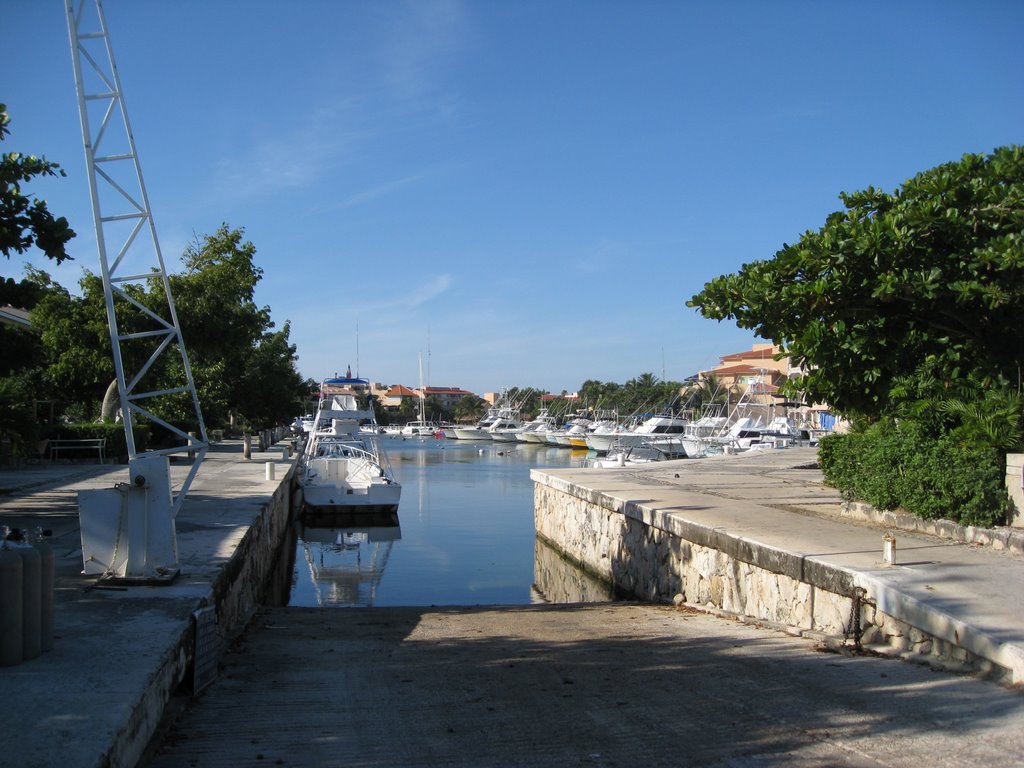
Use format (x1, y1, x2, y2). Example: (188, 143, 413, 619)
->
(66, 0, 208, 583)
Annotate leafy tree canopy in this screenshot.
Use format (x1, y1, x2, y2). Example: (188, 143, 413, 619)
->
(165, 224, 301, 428)
(23, 225, 305, 430)
(29, 268, 113, 418)
(0, 104, 76, 263)
(453, 394, 486, 423)
(688, 146, 1024, 419)
(577, 374, 686, 416)
(0, 274, 48, 380)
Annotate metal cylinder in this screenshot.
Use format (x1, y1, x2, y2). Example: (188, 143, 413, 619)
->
(33, 536, 55, 653)
(883, 533, 897, 565)
(18, 542, 42, 661)
(0, 547, 23, 666)
(243, 434, 252, 460)
(265, 461, 276, 481)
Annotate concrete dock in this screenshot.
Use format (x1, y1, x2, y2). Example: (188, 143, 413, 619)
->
(532, 448, 1024, 684)
(1, 443, 1022, 767)
(0, 442, 295, 768)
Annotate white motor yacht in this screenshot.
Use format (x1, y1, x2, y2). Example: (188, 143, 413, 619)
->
(400, 420, 435, 436)
(299, 378, 401, 511)
(452, 405, 501, 440)
(586, 414, 689, 454)
(515, 409, 557, 443)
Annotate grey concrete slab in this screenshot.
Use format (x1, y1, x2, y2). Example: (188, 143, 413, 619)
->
(143, 604, 1024, 768)
(0, 443, 295, 768)
(535, 448, 1024, 684)
(2, 443, 1022, 768)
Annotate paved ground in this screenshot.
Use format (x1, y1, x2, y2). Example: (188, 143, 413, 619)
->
(2, 444, 1023, 768)
(0, 444, 290, 768)
(535, 448, 1024, 680)
(142, 604, 1024, 768)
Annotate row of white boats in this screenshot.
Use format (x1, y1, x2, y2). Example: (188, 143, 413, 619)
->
(293, 378, 830, 513)
(406, 405, 817, 461)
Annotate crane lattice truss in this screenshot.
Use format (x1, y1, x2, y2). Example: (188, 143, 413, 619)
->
(66, 0, 207, 517)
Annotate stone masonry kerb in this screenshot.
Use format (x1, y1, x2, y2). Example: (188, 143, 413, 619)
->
(533, 473, 1021, 685)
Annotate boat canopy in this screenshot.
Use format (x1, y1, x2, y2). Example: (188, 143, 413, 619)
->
(319, 409, 374, 422)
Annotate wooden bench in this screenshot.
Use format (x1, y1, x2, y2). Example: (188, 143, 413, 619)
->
(49, 438, 107, 464)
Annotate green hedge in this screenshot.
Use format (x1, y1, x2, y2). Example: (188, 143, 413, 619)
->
(47, 423, 150, 464)
(819, 421, 1012, 528)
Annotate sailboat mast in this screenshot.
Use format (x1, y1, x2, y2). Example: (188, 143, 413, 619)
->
(418, 352, 426, 422)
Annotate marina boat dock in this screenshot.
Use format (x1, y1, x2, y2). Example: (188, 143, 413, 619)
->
(1, 442, 1023, 767)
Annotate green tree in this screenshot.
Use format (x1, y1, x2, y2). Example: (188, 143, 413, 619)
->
(0, 275, 46, 379)
(165, 224, 302, 428)
(29, 268, 114, 420)
(398, 395, 420, 423)
(0, 104, 75, 263)
(688, 146, 1024, 419)
(0, 378, 37, 459)
(233, 323, 305, 428)
(453, 394, 486, 423)
(25, 226, 306, 432)
(683, 374, 728, 413)
(578, 379, 620, 411)
(423, 395, 448, 423)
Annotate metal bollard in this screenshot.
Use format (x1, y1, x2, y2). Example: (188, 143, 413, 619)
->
(265, 461, 276, 481)
(0, 544, 22, 666)
(34, 533, 54, 653)
(883, 533, 897, 565)
(10, 534, 41, 661)
(243, 434, 251, 460)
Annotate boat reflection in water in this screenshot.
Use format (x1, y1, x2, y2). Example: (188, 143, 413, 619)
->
(291, 508, 401, 608)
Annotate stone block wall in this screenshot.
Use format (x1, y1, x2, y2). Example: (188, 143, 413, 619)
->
(1007, 453, 1023, 528)
(533, 483, 853, 636)
(534, 477, 1018, 684)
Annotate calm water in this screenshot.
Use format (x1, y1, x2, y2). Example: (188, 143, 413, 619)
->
(282, 437, 597, 608)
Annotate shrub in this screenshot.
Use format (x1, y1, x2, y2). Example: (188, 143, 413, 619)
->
(898, 432, 1012, 526)
(819, 431, 860, 499)
(819, 420, 1011, 528)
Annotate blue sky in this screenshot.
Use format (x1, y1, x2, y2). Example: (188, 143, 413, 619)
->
(5, 1, 1022, 395)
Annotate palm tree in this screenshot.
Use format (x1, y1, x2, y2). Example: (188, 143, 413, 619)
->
(453, 395, 487, 424)
(684, 374, 729, 413)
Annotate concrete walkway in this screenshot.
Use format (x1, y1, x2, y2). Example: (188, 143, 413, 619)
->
(533, 448, 1024, 683)
(145, 604, 1024, 768)
(0, 444, 1022, 768)
(0, 442, 295, 768)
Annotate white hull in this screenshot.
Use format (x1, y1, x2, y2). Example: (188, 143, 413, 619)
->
(452, 428, 491, 440)
(490, 430, 520, 442)
(453, 392, 525, 441)
(301, 475, 402, 510)
(647, 436, 688, 458)
(585, 432, 631, 453)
